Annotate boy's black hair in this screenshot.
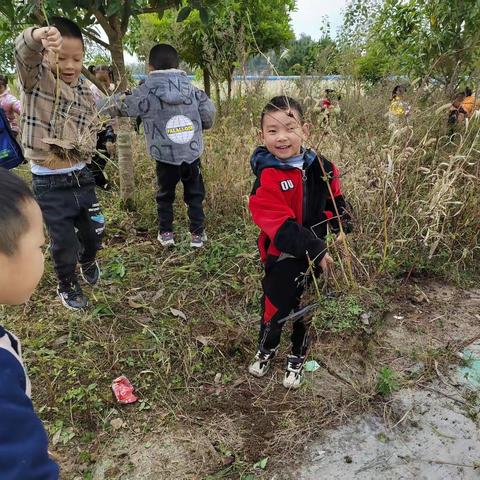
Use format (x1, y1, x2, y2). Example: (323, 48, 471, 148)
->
(0, 75, 7, 87)
(0, 169, 35, 256)
(148, 44, 179, 70)
(46, 16, 84, 48)
(260, 96, 304, 127)
(465, 87, 473, 97)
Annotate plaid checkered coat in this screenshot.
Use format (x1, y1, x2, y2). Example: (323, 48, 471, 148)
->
(15, 27, 97, 169)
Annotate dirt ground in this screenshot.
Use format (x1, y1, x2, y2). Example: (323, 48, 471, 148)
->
(68, 279, 480, 480)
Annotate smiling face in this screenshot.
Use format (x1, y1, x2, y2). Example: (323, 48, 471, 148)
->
(261, 108, 309, 160)
(47, 37, 84, 84)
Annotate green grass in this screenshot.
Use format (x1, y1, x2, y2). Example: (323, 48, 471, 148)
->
(2, 84, 480, 478)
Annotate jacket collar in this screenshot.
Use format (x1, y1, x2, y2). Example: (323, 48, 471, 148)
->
(149, 69, 186, 75)
(250, 146, 317, 176)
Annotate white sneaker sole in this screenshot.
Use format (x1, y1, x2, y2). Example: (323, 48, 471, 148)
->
(190, 233, 207, 248)
(283, 375, 304, 389)
(157, 233, 175, 246)
(57, 288, 88, 311)
(248, 363, 270, 378)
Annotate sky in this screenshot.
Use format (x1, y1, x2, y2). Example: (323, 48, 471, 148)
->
(290, 0, 348, 39)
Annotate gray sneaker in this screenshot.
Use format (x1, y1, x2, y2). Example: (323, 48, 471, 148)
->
(190, 232, 207, 248)
(157, 231, 175, 246)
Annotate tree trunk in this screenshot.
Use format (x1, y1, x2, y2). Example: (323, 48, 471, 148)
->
(214, 80, 221, 116)
(116, 118, 135, 209)
(203, 67, 211, 97)
(110, 36, 128, 90)
(109, 35, 135, 207)
(227, 72, 232, 101)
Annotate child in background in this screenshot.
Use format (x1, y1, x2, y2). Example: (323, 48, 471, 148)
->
(102, 44, 216, 248)
(0, 74, 21, 137)
(460, 87, 480, 119)
(388, 85, 411, 129)
(248, 96, 353, 389)
(320, 89, 341, 127)
(0, 168, 59, 479)
(88, 65, 116, 190)
(88, 65, 116, 102)
(15, 17, 104, 310)
(448, 92, 467, 127)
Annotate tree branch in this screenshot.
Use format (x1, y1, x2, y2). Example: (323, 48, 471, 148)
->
(136, 0, 179, 16)
(89, 7, 116, 40)
(121, 3, 131, 35)
(82, 28, 111, 51)
(136, 7, 164, 14)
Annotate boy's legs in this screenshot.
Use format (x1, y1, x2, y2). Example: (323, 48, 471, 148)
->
(180, 159, 205, 235)
(291, 319, 309, 357)
(156, 161, 181, 233)
(32, 175, 80, 285)
(75, 173, 105, 266)
(258, 258, 310, 356)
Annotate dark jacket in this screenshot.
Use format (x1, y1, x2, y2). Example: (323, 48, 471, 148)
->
(0, 326, 59, 479)
(249, 147, 352, 265)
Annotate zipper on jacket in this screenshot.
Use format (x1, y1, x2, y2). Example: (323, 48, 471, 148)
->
(302, 168, 308, 226)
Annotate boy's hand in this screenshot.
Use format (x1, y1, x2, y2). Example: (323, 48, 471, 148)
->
(319, 253, 334, 273)
(33, 26, 63, 53)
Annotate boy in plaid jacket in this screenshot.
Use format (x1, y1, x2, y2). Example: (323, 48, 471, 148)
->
(15, 17, 103, 310)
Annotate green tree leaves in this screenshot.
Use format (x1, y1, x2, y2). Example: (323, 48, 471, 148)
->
(340, 0, 480, 89)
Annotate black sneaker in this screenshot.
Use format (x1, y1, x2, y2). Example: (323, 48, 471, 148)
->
(57, 281, 88, 310)
(80, 260, 101, 286)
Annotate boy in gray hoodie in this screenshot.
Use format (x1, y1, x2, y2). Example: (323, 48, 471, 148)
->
(104, 44, 216, 248)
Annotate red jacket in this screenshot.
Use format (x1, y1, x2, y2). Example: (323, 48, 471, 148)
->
(249, 147, 352, 265)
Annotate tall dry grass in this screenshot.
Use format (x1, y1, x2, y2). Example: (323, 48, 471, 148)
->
(102, 80, 479, 286)
(197, 83, 480, 281)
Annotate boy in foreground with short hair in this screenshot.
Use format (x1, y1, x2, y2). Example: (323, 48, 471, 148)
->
(15, 17, 104, 310)
(102, 44, 215, 248)
(0, 169, 59, 478)
(248, 96, 353, 389)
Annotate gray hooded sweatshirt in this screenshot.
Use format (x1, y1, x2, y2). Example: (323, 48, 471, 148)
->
(104, 70, 216, 165)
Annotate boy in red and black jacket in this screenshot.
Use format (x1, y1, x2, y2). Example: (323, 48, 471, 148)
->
(248, 96, 353, 389)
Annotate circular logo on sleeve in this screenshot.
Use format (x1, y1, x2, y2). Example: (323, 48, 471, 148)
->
(165, 115, 195, 144)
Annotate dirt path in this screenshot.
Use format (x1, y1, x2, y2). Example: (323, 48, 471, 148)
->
(297, 342, 480, 480)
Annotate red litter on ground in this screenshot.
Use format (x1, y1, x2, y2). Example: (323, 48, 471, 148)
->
(112, 375, 139, 404)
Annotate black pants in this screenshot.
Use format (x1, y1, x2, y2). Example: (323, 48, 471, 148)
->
(32, 167, 105, 285)
(259, 257, 313, 357)
(155, 159, 205, 234)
